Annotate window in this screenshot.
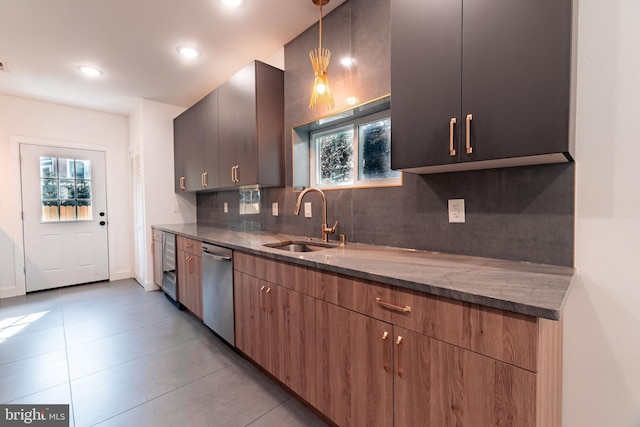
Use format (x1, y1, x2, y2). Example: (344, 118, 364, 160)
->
(310, 111, 400, 189)
(40, 156, 93, 222)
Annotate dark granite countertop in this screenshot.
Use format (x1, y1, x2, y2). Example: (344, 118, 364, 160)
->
(153, 223, 574, 320)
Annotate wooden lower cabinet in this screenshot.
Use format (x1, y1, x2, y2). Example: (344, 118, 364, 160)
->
(233, 253, 562, 427)
(177, 249, 203, 318)
(315, 301, 393, 427)
(234, 270, 317, 404)
(394, 327, 537, 427)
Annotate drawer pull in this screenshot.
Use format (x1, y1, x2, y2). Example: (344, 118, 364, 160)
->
(376, 298, 412, 313)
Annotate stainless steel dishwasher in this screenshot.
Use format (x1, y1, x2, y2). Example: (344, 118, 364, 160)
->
(201, 243, 235, 346)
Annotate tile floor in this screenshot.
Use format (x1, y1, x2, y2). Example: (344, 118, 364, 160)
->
(0, 279, 330, 427)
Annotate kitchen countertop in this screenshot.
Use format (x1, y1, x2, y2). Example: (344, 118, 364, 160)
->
(153, 223, 575, 320)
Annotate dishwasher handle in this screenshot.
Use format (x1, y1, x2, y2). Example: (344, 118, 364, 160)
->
(202, 251, 232, 262)
(202, 246, 232, 261)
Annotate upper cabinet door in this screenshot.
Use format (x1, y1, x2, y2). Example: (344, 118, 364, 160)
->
(462, 0, 573, 162)
(390, 0, 462, 170)
(218, 63, 258, 188)
(202, 90, 220, 189)
(183, 99, 206, 192)
(391, 0, 574, 173)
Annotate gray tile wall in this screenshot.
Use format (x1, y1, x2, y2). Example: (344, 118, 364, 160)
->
(197, 0, 575, 267)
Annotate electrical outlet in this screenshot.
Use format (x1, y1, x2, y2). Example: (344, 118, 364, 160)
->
(448, 199, 465, 223)
(272, 202, 278, 216)
(304, 202, 312, 218)
(223, 202, 228, 214)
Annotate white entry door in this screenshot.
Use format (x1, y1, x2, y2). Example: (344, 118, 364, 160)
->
(20, 144, 109, 292)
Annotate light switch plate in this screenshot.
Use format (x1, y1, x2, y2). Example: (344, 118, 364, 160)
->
(272, 202, 278, 216)
(223, 202, 228, 214)
(448, 199, 465, 223)
(172, 203, 180, 213)
(304, 202, 312, 218)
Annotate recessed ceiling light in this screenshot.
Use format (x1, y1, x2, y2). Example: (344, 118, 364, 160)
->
(78, 66, 102, 76)
(177, 46, 201, 59)
(220, 0, 244, 7)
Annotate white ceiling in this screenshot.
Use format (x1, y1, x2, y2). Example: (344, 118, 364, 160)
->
(0, 0, 346, 115)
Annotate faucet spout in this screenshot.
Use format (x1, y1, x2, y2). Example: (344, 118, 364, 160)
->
(294, 187, 338, 243)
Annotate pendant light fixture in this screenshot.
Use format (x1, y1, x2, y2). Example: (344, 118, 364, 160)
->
(309, 0, 335, 110)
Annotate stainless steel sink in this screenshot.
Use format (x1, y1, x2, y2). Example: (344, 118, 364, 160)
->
(263, 241, 337, 252)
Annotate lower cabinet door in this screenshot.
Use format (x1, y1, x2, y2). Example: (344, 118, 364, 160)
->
(268, 286, 317, 405)
(177, 251, 203, 318)
(393, 327, 537, 427)
(234, 271, 269, 368)
(315, 300, 393, 427)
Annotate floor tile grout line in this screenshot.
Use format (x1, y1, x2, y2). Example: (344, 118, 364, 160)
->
(63, 313, 194, 349)
(2, 381, 71, 406)
(85, 365, 235, 427)
(66, 334, 224, 383)
(0, 345, 67, 368)
(243, 397, 293, 427)
(61, 305, 77, 427)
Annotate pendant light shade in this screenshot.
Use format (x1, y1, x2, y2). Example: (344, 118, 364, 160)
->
(309, 0, 335, 110)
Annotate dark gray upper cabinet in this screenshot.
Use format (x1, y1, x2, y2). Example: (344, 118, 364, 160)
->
(174, 60, 283, 192)
(183, 98, 206, 192)
(218, 60, 284, 189)
(390, 0, 575, 174)
(173, 106, 189, 192)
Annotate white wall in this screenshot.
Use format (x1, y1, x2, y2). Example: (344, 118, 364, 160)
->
(0, 94, 130, 297)
(128, 99, 195, 289)
(565, 0, 640, 425)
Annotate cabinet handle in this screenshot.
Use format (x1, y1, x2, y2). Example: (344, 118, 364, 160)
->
(266, 287, 272, 313)
(179, 176, 186, 191)
(466, 113, 473, 154)
(396, 335, 404, 377)
(376, 297, 412, 313)
(232, 165, 240, 183)
(260, 285, 266, 312)
(382, 331, 390, 372)
(187, 256, 193, 273)
(202, 172, 208, 187)
(449, 117, 457, 156)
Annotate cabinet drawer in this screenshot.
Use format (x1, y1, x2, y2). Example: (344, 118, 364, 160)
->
(234, 252, 316, 297)
(317, 271, 539, 371)
(176, 236, 201, 256)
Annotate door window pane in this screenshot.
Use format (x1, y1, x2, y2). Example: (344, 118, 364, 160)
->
(39, 156, 92, 222)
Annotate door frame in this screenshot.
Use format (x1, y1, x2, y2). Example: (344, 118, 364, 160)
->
(10, 135, 114, 297)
